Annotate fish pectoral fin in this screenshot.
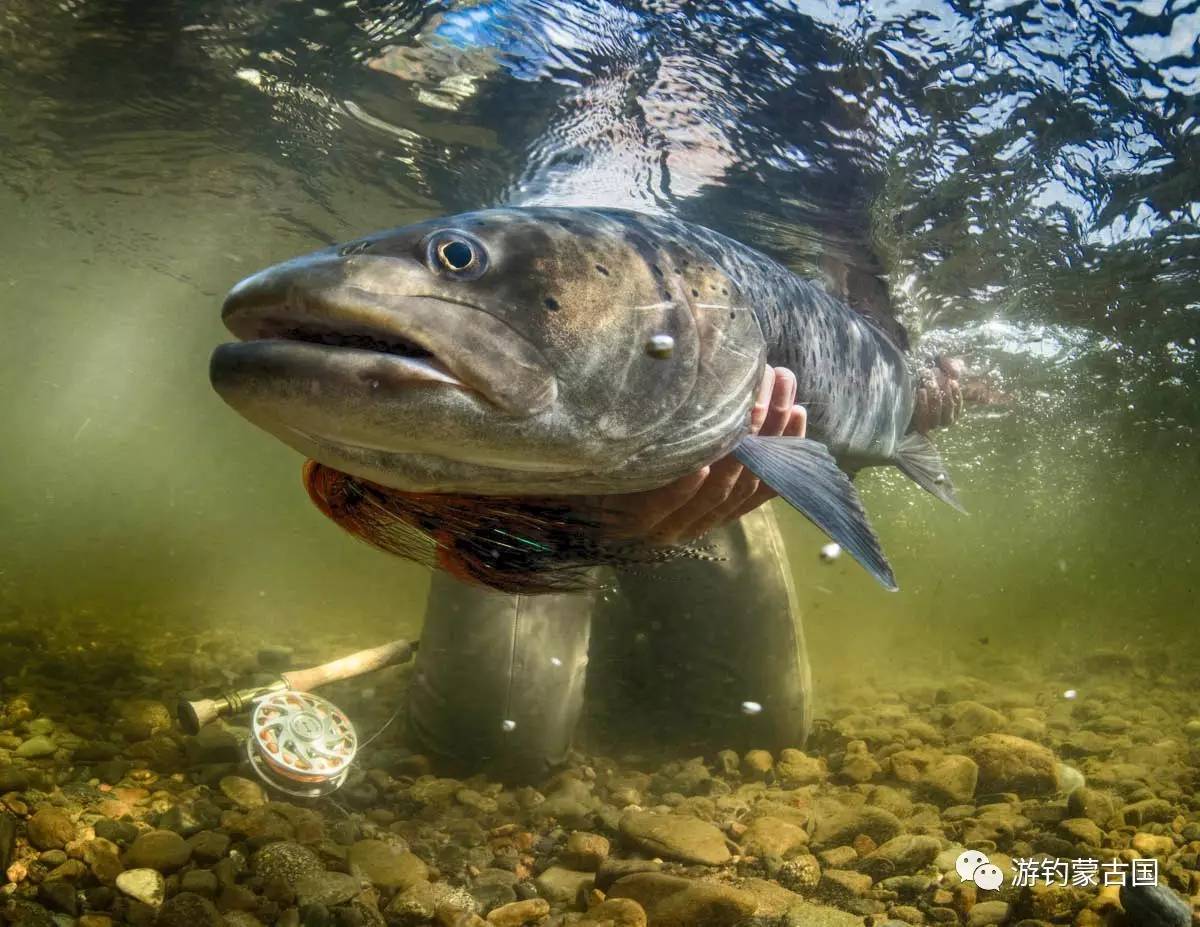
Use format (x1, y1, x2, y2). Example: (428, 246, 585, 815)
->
(895, 432, 966, 513)
(733, 435, 897, 591)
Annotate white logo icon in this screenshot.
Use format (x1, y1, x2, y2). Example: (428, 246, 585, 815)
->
(956, 850, 1004, 890)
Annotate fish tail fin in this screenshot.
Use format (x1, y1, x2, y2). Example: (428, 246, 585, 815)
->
(895, 431, 966, 513)
(733, 435, 897, 591)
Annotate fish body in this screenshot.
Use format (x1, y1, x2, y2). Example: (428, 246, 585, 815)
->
(211, 207, 960, 590)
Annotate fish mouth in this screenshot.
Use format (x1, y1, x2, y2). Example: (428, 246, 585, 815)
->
(214, 255, 557, 416)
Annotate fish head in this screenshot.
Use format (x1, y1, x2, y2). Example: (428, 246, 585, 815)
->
(211, 207, 765, 493)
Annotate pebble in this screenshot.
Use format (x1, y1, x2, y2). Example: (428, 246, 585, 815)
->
(180, 868, 219, 897)
(115, 868, 165, 906)
(618, 810, 731, 865)
(15, 735, 57, 758)
(563, 830, 610, 870)
(740, 815, 809, 858)
(484, 898, 550, 926)
(124, 829, 192, 872)
(608, 872, 756, 927)
(220, 775, 268, 810)
(295, 870, 361, 907)
(775, 748, 828, 785)
(1119, 882, 1191, 927)
(811, 804, 903, 849)
(968, 733, 1059, 796)
(575, 897, 647, 926)
(251, 841, 323, 889)
(532, 865, 593, 903)
(26, 807, 77, 850)
(155, 891, 225, 927)
(966, 899, 1010, 926)
(347, 838, 428, 889)
(867, 834, 940, 874)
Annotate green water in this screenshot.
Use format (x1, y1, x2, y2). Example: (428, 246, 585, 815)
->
(1, 0, 1197, 697)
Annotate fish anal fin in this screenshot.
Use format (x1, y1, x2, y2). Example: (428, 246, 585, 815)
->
(895, 432, 966, 513)
(732, 435, 897, 591)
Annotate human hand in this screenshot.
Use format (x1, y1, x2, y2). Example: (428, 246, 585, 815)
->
(913, 355, 965, 434)
(590, 365, 806, 545)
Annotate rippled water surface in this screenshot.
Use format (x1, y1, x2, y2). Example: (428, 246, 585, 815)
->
(1, 2, 1197, 703)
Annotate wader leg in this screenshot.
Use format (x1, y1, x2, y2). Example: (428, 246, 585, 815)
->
(590, 504, 812, 753)
(407, 571, 595, 781)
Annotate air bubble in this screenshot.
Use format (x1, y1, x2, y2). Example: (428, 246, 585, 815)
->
(741, 701, 763, 716)
(1063, 689, 1077, 700)
(501, 719, 517, 732)
(820, 542, 841, 562)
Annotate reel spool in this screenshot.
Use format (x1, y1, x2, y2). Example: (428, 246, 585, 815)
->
(245, 690, 357, 798)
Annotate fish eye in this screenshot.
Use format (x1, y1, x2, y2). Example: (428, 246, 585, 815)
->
(424, 230, 488, 280)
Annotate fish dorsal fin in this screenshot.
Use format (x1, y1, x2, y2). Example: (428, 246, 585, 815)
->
(733, 435, 897, 591)
(895, 432, 966, 513)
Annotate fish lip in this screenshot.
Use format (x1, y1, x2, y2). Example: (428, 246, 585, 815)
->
(220, 277, 557, 416)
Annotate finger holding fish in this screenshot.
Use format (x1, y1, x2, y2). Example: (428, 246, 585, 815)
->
(668, 367, 798, 542)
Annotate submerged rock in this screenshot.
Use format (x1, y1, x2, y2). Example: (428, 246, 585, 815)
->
(26, 807, 76, 851)
(618, 810, 731, 865)
(347, 839, 428, 890)
(608, 872, 756, 927)
(968, 734, 1058, 796)
(116, 868, 165, 907)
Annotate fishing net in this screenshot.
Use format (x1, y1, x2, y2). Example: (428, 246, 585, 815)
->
(302, 461, 716, 594)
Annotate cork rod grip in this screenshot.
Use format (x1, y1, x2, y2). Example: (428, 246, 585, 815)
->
(282, 639, 415, 693)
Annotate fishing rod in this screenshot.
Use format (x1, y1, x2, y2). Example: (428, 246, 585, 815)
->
(177, 638, 417, 798)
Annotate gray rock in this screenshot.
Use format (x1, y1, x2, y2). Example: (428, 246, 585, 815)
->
(618, 810, 731, 865)
(116, 868, 166, 906)
(180, 868, 220, 898)
(251, 841, 323, 889)
(1119, 883, 1191, 927)
(470, 867, 518, 911)
(155, 891, 226, 927)
(37, 879, 77, 916)
(295, 871, 361, 907)
(534, 865, 594, 904)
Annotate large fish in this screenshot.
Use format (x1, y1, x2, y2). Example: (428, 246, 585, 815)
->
(211, 207, 961, 592)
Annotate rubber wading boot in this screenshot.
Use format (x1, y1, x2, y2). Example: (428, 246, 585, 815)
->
(408, 503, 811, 779)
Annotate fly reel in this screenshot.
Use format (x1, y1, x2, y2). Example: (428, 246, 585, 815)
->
(244, 690, 358, 798)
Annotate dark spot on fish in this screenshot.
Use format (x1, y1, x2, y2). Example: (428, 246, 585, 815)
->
(595, 264, 609, 276)
(339, 240, 372, 256)
(652, 264, 664, 277)
(978, 636, 990, 646)
(691, 288, 699, 297)
(721, 287, 729, 296)
(544, 297, 560, 311)
(730, 311, 736, 319)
